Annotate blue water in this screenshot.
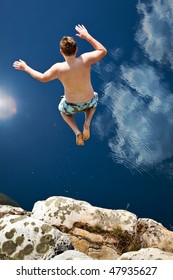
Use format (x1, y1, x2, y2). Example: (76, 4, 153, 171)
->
(1, 115, 173, 230)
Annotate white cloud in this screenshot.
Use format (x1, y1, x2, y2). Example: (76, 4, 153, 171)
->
(109, 48, 124, 61)
(94, 0, 173, 176)
(136, 0, 173, 69)
(94, 62, 173, 174)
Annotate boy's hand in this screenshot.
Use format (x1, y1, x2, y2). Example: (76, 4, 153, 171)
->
(75, 24, 90, 39)
(13, 59, 27, 71)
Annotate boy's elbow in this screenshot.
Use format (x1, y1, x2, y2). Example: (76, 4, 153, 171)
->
(101, 48, 107, 58)
(40, 75, 49, 83)
(41, 78, 48, 83)
(103, 48, 108, 56)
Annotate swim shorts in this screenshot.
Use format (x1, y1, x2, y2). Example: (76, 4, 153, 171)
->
(58, 92, 98, 115)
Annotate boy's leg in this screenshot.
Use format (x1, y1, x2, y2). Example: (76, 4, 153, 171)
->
(60, 112, 84, 146)
(83, 107, 96, 140)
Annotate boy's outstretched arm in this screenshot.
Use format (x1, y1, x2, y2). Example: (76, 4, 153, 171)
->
(75, 24, 107, 63)
(13, 59, 58, 82)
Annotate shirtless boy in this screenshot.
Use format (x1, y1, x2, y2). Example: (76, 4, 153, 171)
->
(13, 24, 107, 146)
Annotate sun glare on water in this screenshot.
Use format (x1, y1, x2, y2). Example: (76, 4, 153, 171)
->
(0, 92, 17, 120)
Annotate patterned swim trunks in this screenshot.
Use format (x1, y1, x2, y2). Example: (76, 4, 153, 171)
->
(58, 92, 98, 115)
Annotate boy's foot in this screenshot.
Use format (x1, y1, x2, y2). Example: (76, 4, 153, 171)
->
(83, 124, 90, 140)
(76, 133, 84, 146)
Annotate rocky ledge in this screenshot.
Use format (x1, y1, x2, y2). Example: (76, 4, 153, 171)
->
(0, 196, 173, 260)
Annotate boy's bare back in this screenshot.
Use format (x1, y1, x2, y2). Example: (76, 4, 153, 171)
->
(13, 24, 107, 104)
(55, 56, 93, 103)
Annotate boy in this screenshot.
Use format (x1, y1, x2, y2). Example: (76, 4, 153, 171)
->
(13, 24, 107, 145)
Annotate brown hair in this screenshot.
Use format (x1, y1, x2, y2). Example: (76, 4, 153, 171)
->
(60, 36, 77, 56)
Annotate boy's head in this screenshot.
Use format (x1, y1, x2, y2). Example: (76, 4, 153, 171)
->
(60, 36, 77, 56)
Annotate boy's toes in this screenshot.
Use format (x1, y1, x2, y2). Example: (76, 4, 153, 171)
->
(76, 133, 84, 146)
(83, 124, 90, 140)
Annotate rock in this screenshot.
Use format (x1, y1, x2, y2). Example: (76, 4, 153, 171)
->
(0, 205, 29, 218)
(70, 228, 121, 260)
(0, 193, 20, 207)
(51, 250, 92, 260)
(31, 196, 137, 233)
(137, 218, 173, 253)
(118, 248, 173, 260)
(0, 214, 72, 260)
(88, 245, 120, 260)
(31, 196, 138, 259)
(2, 195, 173, 260)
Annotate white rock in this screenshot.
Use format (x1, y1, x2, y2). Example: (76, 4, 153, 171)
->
(31, 196, 137, 234)
(118, 248, 173, 260)
(51, 250, 92, 260)
(0, 214, 72, 260)
(137, 218, 173, 253)
(0, 205, 28, 216)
